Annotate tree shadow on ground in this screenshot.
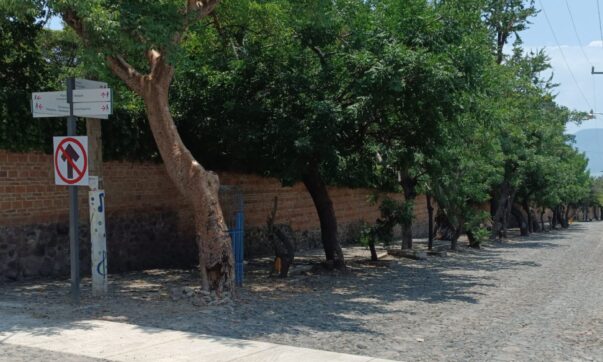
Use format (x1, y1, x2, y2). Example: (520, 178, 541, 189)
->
(0, 224, 583, 343)
(0, 235, 538, 339)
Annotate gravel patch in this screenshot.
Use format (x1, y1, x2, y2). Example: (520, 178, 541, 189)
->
(1, 222, 603, 361)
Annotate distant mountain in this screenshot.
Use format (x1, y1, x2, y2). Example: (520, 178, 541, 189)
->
(573, 129, 603, 176)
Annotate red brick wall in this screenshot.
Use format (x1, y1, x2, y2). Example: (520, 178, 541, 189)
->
(0, 150, 432, 236)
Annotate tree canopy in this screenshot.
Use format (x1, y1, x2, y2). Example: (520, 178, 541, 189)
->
(1, 0, 594, 256)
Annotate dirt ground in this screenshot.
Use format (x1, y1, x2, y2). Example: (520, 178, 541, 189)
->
(1, 223, 603, 361)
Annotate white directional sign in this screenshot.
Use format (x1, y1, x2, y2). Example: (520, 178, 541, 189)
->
(53, 136, 89, 186)
(32, 89, 111, 103)
(72, 89, 112, 103)
(75, 78, 108, 90)
(32, 89, 111, 118)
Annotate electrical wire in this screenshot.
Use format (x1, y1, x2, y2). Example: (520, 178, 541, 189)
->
(597, 0, 603, 52)
(565, 0, 592, 65)
(565, 0, 597, 116)
(539, 0, 592, 110)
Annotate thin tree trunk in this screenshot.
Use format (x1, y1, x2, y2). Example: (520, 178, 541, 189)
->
(490, 194, 498, 219)
(541, 207, 545, 231)
(434, 208, 462, 249)
(530, 209, 540, 232)
(552, 206, 559, 229)
(492, 180, 511, 239)
(400, 176, 417, 250)
(511, 204, 528, 236)
(302, 163, 346, 270)
(502, 190, 517, 237)
(522, 200, 532, 233)
(451, 234, 460, 251)
(426, 194, 434, 251)
(368, 240, 378, 261)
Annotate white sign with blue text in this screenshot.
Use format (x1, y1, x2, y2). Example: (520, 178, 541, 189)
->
(89, 182, 108, 296)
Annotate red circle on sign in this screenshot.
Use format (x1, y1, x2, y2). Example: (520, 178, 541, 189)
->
(54, 137, 88, 185)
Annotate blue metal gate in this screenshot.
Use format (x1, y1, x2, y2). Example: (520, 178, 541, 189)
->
(219, 186, 244, 287)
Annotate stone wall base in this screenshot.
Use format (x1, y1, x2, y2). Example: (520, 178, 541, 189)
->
(0, 209, 431, 281)
(0, 210, 197, 281)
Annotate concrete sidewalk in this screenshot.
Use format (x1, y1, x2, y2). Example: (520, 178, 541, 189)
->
(0, 313, 395, 362)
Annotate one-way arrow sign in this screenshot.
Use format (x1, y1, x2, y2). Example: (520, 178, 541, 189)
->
(53, 136, 89, 186)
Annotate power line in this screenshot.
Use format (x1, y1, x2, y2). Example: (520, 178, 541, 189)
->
(539, 0, 592, 110)
(597, 0, 603, 52)
(565, 0, 592, 65)
(565, 0, 597, 115)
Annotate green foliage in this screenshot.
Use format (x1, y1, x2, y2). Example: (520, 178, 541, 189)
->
(358, 225, 375, 247)
(1, 0, 594, 244)
(0, 3, 63, 152)
(484, 0, 538, 62)
(469, 226, 490, 247)
(361, 196, 414, 246)
(591, 177, 603, 206)
(0, 2, 157, 159)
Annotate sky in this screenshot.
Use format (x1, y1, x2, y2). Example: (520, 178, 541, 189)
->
(517, 0, 603, 134)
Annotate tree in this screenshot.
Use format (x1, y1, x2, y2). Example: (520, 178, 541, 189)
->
(170, 0, 383, 270)
(484, 0, 537, 64)
(44, 0, 235, 293)
(483, 0, 539, 238)
(0, 2, 66, 152)
(363, 0, 494, 249)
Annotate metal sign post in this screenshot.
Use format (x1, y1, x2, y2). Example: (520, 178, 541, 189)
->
(67, 77, 80, 304)
(32, 77, 111, 303)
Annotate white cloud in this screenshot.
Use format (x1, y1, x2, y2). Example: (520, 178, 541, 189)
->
(588, 40, 603, 48)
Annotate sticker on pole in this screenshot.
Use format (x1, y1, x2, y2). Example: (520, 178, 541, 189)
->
(53, 136, 89, 186)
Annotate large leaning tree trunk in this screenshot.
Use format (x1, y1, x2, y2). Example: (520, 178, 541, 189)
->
(302, 162, 346, 270)
(63, 2, 235, 294)
(141, 71, 233, 291)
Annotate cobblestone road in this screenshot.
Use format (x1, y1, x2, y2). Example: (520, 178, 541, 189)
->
(1, 222, 602, 361)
